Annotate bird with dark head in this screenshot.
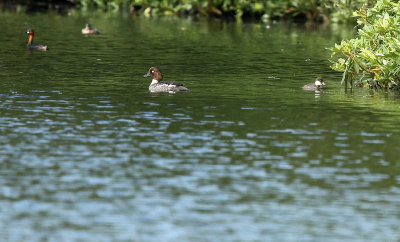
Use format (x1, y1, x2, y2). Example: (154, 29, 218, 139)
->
(302, 77, 326, 91)
(25, 29, 48, 51)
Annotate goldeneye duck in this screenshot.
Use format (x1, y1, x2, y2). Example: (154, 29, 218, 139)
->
(302, 77, 326, 91)
(143, 67, 191, 93)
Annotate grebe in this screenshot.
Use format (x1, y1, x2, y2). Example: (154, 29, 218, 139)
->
(143, 67, 191, 93)
(26, 29, 48, 51)
(303, 77, 326, 91)
(82, 24, 100, 35)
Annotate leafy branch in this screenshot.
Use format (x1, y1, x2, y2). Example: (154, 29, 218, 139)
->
(330, 0, 400, 90)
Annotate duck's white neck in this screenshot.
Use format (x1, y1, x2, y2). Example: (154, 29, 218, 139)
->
(151, 79, 159, 85)
(315, 80, 323, 86)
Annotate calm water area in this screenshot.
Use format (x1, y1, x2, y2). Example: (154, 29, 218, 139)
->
(1, 9, 400, 241)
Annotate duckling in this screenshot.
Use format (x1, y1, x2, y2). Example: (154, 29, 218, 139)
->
(81, 24, 100, 35)
(26, 29, 48, 51)
(303, 77, 326, 91)
(143, 67, 190, 93)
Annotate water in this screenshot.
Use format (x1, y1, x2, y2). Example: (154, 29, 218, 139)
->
(1, 10, 400, 241)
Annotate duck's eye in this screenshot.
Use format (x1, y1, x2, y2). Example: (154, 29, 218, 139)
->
(151, 70, 154, 73)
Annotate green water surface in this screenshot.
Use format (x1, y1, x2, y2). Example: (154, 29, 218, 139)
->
(0, 10, 399, 241)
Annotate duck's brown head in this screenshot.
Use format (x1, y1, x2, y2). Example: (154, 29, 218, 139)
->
(144, 67, 163, 81)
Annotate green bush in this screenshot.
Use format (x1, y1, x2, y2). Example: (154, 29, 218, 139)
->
(330, 0, 400, 89)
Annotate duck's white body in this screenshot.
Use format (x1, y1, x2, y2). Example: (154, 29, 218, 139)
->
(144, 67, 190, 93)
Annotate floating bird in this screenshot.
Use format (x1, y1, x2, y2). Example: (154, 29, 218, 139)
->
(302, 77, 326, 91)
(143, 67, 191, 93)
(26, 29, 48, 51)
(82, 24, 100, 35)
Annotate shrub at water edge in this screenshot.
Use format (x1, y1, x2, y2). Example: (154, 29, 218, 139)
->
(330, 0, 400, 90)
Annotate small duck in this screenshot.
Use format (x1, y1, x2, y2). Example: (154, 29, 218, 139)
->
(143, 67, 190, 93)
(302, 77, 326, 91)
(26, 29, 48, 51)
(81, 24, 100, 35)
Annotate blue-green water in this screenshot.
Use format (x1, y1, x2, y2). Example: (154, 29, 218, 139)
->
(0, 10, 399, 241)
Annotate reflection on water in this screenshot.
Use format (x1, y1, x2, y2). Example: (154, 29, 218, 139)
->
(1, 11, 400, 241)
